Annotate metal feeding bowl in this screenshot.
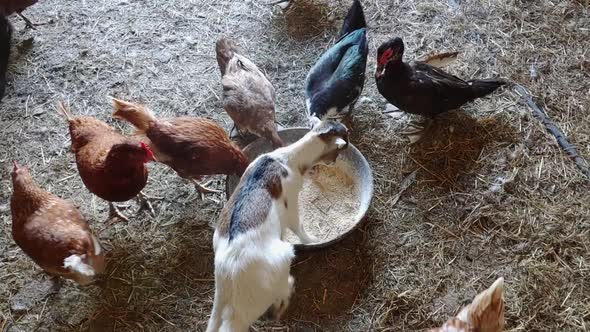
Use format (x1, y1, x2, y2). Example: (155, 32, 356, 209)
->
(225, 127, 374, 250)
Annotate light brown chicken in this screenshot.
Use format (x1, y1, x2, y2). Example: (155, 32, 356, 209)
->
(111, 98, 250, 197)
(57, 102, 156, 222)
(11, 161, 105, 286)
(216, 37, 283, 149)
(431, 277, 505, 332)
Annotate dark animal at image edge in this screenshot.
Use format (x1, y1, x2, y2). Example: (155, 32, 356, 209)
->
(0, 15, 12, 101)
(0, 0, 41, 29)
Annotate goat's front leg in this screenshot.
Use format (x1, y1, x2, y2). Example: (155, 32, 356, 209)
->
(286, 195, 318, 244)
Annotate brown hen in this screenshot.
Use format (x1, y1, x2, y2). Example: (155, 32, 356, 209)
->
(431, 277, 505, 332)
(57, 102, 156, 222)
(111, 98, 249, 197)
(11, 161, 105, 286)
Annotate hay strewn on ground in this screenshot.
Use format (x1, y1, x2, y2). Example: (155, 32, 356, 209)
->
(0, 0, 588, 331)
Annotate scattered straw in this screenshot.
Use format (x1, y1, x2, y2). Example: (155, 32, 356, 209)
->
(0, 0, 589, 331)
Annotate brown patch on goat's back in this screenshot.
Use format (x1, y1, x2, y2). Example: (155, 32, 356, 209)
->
(267, 174, 283, 199)
(216, 156, 288, 239)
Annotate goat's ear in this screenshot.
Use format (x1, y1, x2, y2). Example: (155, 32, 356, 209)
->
(316, 121, 348, 140)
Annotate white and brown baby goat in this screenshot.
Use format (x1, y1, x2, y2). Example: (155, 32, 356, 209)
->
(206, 121, 349, 332)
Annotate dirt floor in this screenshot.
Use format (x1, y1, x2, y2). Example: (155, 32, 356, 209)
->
(1, 0, 589, 331)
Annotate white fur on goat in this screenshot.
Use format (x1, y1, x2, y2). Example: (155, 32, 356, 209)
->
(206, 121, 349, 332)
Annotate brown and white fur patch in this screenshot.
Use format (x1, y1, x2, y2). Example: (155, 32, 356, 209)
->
(207, 121, 349, 332)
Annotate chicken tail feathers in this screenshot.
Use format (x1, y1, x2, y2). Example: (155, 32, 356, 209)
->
(458, 277, 505, 331)
(216, 37, 238, 75)
(419, 51, 459, 68)
(468, 78, 505, 99)
(111, 98, 156, 132)
(339, 0, 366, 38)
(56, 101, 73, 121)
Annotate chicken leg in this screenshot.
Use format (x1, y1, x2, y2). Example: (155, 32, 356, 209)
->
(136, 191, 162, 217)
(17, 13, 47, 30)
(192, 179, 221, 200)
(107, 202, 130, 223)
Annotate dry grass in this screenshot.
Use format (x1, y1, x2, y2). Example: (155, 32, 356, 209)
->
(279, 0, 336, 41)
(0, 0, 589, 331)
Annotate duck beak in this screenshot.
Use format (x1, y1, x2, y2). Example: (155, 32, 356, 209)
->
(375, 64, 385, 78)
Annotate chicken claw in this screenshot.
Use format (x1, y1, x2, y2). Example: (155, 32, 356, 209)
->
(17, 13, 47, 30)
(136, 191, 163, 217)
(107, 202, 130, 223)
(192, 180, 221, 200)
(50, 276, 63, 294)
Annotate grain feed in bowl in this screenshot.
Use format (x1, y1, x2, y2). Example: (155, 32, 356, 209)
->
(284, 158, 361, 244)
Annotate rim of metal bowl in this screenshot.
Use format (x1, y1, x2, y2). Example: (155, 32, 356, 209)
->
(225, 127, 374, 251)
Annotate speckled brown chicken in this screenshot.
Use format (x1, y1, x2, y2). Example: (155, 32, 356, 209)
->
(112, 98, 250, 197)
(430, 277, 505, 332)
(58, 102, 156, 222)
(216, 37, 283, 149)
(11, 161, 105, 286)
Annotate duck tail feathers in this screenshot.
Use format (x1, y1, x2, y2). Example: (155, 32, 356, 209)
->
(468, 79, 505, 98)
(339, 0, 366, 38)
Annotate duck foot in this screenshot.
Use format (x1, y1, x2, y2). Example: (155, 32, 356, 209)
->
(136, 192, 163, 217)
(268, 0, 291, 10)
(402, 119, 433, 144)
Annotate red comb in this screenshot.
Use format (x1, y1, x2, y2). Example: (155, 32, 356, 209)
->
(140, 142, 156, 162)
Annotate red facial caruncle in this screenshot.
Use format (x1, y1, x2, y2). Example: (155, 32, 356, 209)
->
(378, 49, 394, 66)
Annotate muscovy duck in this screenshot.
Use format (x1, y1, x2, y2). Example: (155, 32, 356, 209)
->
(305, 0, 368, 127)
(375, 37, 505, 143)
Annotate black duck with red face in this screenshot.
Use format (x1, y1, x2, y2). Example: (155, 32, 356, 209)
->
(375, 37, 505, 119)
